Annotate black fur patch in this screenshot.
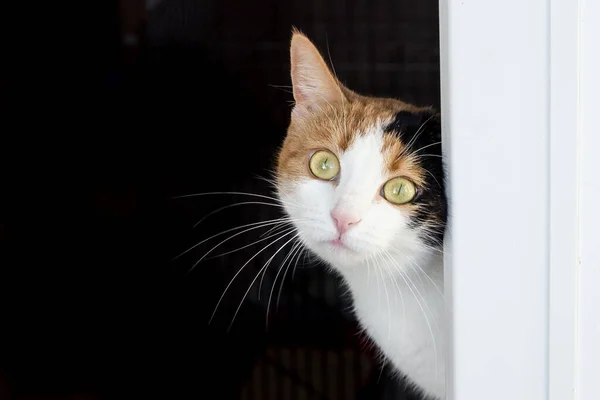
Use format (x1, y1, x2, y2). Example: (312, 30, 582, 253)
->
(384, 110, 448, 248)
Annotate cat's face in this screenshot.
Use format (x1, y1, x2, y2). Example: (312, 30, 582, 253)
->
(276, 32, 446, 270)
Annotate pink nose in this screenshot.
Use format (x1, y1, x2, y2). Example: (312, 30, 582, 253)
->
(331, 208, 362, 235)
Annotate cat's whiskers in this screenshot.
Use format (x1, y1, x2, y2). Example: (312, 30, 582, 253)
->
(396, 113, 437, 160)
(369, 255, 391, 385)
(407, 259, 443, 298)
(371, 256, 382, 309)
(208, 228, 298, 326)
(277, 241, 305, 310)
(374, 249, 407, 333)
(228, 232, 301, 331)
(206, 225, 297, 259)
(268, 83, 294, 95)
(258, 225, 312, 296)
(374, 251, 393, 342)
(260, 221, 294, 239)
(420, 167, 443, 189)
(291, 244, 308, 281)
(410, 140, 442, 156)
(267, 240, 303, 326)
(302, 248, 316, 267)
(383, 250, 436, 318)
(421, 242, 446, 256)
(415, 153, 443, 159)
(173, 190, 303, 210)
(327, 228, 443, 264)
(254, 174, 280, 191)
(417, 227, 446, 253)
(194, 201, 286, 228)
(173, 217, 295, 262)
(385, 238, 443, 261)
(385, 243, 443, 299)
(384, 249, 439, 320)
(366, 254, 371, 285)
(266, 239, 301, 313)
(382, 250, 439, 378)
(188, 218, 304, 273)
(252, 174, 313, 213)
(422, 241, 445, 256)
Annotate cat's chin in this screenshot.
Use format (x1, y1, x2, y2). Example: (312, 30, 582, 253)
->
(307, 239, 370, 269)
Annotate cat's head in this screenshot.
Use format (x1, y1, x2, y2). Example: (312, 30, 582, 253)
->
(276, 31, 446, 270)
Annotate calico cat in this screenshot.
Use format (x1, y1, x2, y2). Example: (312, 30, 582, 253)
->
(276, 31, 447, 399)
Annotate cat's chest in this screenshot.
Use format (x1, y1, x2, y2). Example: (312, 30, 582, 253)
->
(339, 262, 446, 398)
(346, 267, 444, 353)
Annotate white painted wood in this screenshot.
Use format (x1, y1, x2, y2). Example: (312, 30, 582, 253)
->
(577, 0, 600, 398)
(439, 0, 550, 399)
(548, 0, 579, 399)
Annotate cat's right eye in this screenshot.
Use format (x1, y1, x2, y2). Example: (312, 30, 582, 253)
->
(308, 150, 340, 181)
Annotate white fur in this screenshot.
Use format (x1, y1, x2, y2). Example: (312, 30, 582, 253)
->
(279, 126, 445, 399)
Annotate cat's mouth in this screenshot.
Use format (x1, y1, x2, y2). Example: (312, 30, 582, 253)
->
(329, 238, 345, 248)
(326, 237, 357, 253)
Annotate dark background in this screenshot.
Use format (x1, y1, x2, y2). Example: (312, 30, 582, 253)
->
(0, 0, 440, 399)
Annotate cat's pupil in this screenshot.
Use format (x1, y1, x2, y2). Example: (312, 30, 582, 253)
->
(321, 159, 329, 169)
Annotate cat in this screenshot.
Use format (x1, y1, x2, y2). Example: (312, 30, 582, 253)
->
(275, 30, 447, 399)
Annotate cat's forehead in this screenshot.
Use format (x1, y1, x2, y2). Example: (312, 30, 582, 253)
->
(338, 119, 428, 187)
(303, 99, 411, 148)
(281, 100, 434, 184)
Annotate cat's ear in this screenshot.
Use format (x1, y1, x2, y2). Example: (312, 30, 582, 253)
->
(289, 30, 346, 117)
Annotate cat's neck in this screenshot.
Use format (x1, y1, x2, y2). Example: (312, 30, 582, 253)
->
(340, 251, 444, 297)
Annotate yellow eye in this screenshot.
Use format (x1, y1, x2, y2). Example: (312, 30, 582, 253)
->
(309, 150, 340, 180)
(382, 177, 417, 205)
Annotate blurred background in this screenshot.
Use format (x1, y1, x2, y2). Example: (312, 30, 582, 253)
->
(0, 0, 440, 399)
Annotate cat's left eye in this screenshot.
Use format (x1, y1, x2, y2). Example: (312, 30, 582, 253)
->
(381, 177, 417, 205)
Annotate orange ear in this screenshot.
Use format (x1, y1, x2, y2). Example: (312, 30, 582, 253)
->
(289, 30, 346, 116)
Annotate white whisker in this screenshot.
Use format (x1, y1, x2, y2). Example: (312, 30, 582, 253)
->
(206, 225, 297, 259)
(421, 167, 443, 189)
(187, 218, 303, 273)
(371, 256, 382, 309)
(410, 140, 442, 155)
(383, 250, 438, 378)
(173, 218, 293, 262)
(229, 233, 301, 331)
(266, 240, 303, 326)
(289, 243, 306, 282)
(406, 258, 443, 298)
(383, 250, 437, 322)
(172, 190, 302, 210)
(208, 229, 298, 325)
(377, 250, 406, 333)
(276, 241, 305, 311)
(260, 221, 294, 239)
(398, 114, 437, 159)
(374, 251, 392, 342)
(416, 153, 443, 158)
(194, 201, 284, 228)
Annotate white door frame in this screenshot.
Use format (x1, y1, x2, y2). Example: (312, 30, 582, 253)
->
(439, 0, 599, 399)
(576, 0, 600, 398)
